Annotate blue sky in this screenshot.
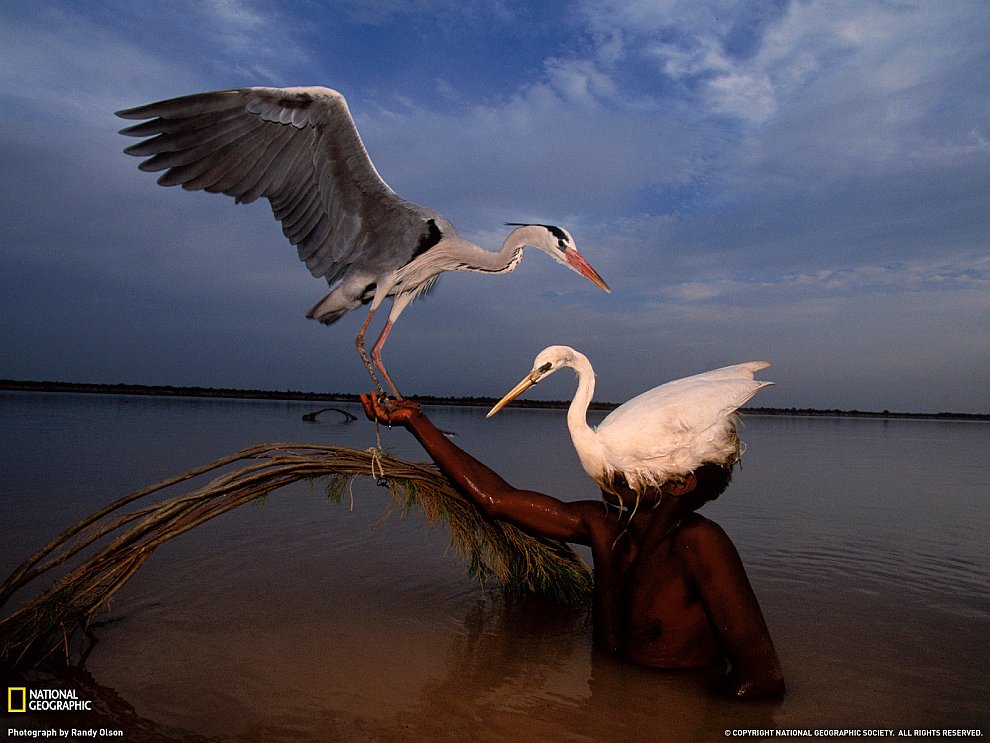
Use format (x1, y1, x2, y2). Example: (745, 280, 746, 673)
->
(1, 0, 988, 413)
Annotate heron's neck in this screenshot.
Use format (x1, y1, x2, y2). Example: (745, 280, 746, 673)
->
(448, 226, 548, 274)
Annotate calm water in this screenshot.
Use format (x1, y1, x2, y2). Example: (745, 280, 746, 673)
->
(1, 392, 988, 740)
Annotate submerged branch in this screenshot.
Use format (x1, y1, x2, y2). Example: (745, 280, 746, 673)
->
(0, 444, 591, 671)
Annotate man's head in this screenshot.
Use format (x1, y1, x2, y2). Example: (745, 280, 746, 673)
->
(600, 461, 733, 514)
(675, 462, 734, 509)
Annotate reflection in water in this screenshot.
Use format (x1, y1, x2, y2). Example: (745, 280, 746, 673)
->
(7, 593, 777, 743)
(382, 595, 779, 743)
(2, 394, 988, 738)
(387, 595, 593, 741)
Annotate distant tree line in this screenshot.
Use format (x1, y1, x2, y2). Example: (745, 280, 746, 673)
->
(1, 379, 986, 421)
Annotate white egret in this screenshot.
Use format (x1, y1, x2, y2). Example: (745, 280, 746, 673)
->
(487, 346, 772, 495)
(116, 87, 610, 398)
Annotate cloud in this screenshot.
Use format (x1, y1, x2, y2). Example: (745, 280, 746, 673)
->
(0, 0, 987, 413)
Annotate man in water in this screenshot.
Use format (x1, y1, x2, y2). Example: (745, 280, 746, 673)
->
(361, 394, 785, 699)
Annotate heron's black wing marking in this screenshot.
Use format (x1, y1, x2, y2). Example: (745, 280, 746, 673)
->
(411, 219, 444, 260)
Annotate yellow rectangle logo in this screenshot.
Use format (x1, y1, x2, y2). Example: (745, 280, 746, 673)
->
(8, 686, 27, 713)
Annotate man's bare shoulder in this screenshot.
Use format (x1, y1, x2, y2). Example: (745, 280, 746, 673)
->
(564, 498, 626, 542)
(672, 514, 745, 570)
(676, 513, 729, 537)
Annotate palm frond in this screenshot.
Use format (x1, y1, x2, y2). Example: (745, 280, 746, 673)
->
(0, 444, 591, 671)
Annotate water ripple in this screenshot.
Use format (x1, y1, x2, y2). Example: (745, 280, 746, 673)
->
(747, 535, 989, 618)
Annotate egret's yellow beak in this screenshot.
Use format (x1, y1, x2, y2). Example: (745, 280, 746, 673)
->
(486, 370, 542, 418)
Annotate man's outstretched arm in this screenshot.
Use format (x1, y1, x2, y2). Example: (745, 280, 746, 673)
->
(361, 394, 593, 544)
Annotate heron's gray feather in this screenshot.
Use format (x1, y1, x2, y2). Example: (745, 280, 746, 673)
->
(228, 132, 295, 204)
(117, 91, 244, 119)
(118, 86, 440, 286)
(157, 122, 284, 192)
(286, 193, 324, 243)
(201, 128, 284, 194)
(119, 108, 246, 138)
(126, 115, 262, 160)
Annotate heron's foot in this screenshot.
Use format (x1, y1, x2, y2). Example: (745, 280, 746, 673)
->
(380, 394, 412, 418)
(372, 392, 397, 428)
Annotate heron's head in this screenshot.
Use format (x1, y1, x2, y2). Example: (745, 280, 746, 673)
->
(504, 224, 610, 293)
(486, 345, 578, 418)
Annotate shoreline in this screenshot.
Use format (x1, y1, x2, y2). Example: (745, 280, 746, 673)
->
(2, 379, 987, 422)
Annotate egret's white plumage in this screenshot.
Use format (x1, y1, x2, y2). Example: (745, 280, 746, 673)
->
(488, 346, 773, 494)
(116, 86, 610, 397)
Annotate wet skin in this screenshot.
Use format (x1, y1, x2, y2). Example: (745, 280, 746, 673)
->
(361, 395, 785, 699)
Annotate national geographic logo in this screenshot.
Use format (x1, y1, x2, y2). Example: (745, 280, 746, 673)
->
(7, 686, 93, 712)
(8, 686, 26, 713)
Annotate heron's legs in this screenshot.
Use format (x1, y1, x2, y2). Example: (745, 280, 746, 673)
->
(355, 307, 387, 398)
(371, 319, 403, 400)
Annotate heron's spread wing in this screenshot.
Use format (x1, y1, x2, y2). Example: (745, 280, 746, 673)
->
(117, 86, 437, 282)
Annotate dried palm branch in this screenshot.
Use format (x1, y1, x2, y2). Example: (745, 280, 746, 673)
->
(0, 444, 591, 671)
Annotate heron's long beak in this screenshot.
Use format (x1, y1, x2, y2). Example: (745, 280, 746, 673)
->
(486, 370, 543, 418)
(566, 250, 611, 293)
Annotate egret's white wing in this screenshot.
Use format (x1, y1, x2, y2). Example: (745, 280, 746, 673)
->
(596, 362, 772, 487)
(598, 362, 770, 433)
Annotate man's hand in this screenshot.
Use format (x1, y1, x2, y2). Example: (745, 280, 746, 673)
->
(360, 393, 422, 427)
(711, 669, 785, 700)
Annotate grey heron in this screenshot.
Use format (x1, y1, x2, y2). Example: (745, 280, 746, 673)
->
(488, 346, 772, 496)
(116, 86, 610, 398)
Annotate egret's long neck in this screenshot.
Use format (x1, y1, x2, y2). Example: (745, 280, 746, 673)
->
(564, 353, 604, 478)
